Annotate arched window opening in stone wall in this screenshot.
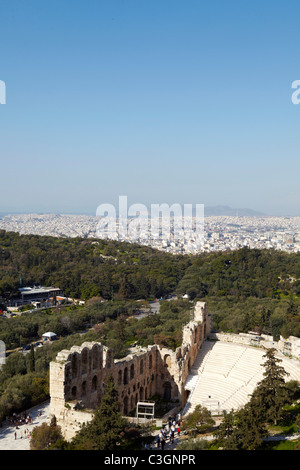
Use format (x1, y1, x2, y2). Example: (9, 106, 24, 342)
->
(149, 354, 152, 369)
(92, 346, 99, 370)
(118, 370, 122, 386)
(140, 359, 144, 375)
(164, 354, 171, 368)
(71, 386, 77, 399)
(124, 396, 129, 416)
(92, 375, 97, 391)
(71, 355, 78, 379)
(81, 349, 88, 375)
(140, 387, 144, 401)
(81, 381, 87, 397)
(163, 382, 171, 400)
(124, 367, 128, 385)
(130, 364, 134, 380)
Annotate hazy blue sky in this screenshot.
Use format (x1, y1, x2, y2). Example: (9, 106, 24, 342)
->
(1, 1, 300, 215)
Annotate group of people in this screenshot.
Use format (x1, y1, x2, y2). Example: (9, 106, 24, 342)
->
(4, 409, 43, 441)
(14, 428, 31, 440)
(155, 416, 181, 449)
(6, 411, 34, 427)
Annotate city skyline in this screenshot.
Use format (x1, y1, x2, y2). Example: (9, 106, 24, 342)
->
(1, 212, 300, 256)
(1, 1, 300, 216)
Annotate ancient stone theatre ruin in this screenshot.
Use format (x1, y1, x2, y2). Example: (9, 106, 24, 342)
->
(49, 301, 210, 440)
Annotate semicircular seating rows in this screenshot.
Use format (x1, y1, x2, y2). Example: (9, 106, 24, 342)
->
(183, 340, 300, 416)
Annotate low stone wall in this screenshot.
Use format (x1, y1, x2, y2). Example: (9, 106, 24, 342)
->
(278, 335, 300, 358)
(209, 331, 300, 361)
(50, 402, 94, 442)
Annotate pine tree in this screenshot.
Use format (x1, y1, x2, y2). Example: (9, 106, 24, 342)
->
(216, 409, 238, 450)
(71, 374, 142, 450)
(252, 348, 290, 425)
(119, 275, 132, 299)
(233, 401, 267, 450)
(29, 344, 35, 372)
(217, 403, 268, 450)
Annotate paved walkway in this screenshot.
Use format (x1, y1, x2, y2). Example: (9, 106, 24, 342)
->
(0, 401, 51, 450)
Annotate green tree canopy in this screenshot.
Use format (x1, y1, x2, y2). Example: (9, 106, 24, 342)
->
(70, 375, 147, 450)
(252, 348, 291, 425)
(30, 416, 66, 450)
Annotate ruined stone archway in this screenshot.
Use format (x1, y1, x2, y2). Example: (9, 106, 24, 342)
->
(92, 375, 97, 391)
(164, 354, 172, 368)
(49, 302, 210, 441)
(163, 382, 171, 400)
(71, 354, 78, 379)
(81, 349, 88, 375)
(130, 364, 135, 380)
(118, 370, 122, 386)
(124, 396, 129, 415)
(124, 367, 129, 385)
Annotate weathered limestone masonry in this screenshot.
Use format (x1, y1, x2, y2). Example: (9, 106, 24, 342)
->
(49, 301, 210, 441)
(210, 331, 300, 360)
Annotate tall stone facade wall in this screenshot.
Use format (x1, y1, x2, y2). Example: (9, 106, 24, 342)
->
(49, 301, 210, 441)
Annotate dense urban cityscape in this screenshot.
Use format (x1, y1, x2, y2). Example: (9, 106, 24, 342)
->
(1, 212, 300, 254)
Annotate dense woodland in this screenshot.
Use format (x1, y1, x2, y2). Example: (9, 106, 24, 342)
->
(0, 230, 190, 302)
(1, 230, 300, 424)
(1, 230, 300, 304)
(1, 230, 300, 340)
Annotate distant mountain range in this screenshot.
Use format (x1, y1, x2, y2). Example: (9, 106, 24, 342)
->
(204, 205, 266, 216)
(0, 206, 266, 220)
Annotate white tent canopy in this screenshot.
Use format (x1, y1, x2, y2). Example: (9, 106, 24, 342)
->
(42, 331, 57, 338)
